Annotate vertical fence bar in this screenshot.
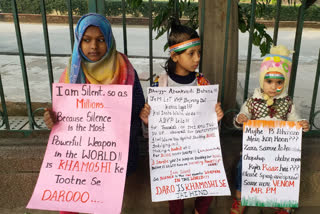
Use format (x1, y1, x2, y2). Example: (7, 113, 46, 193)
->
(97, 0, 105, 15)
(309, 49, 320, 129)
(0, 74, 10, 129)
(11, 0, 34, 130)
(243, 0, 256, 102)
(174, 0, 179, 19)
(40, 0, 54, 97)
(121, 0, 128, 55)
(88, 0, 98, 13)
(66, 0, 74, 51)
(149, 0, 153, 86)
(273, 0, 282, 45)
(221, 0, 232, 107)
(199, 0, 205, 73)
(289, 0, 306, 98)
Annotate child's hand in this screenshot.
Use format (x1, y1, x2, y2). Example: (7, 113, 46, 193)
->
(43, 108, 56, 129)
(236, 113, 249, 124)
(298, 120, 310, 132)
(215, 102, 224, 122)
(140, 103, 151, 125)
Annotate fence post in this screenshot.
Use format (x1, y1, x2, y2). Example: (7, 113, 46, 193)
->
(66, 0, 75, 51)
(243, 0, 256, 102)
(88, 0, 98, 13)
(289, 0, 307, 98)
(97, 0, 106, 15)
(149, 0, 153, 86)
(221, 0, 232, 107)
(273, 0, 282, 45)
(0, 74, 10, 130)
(88, 0, 105, 15)
(122, 0, 128, 55)
(309, 49, 320, 130)
(40, 0, 54, 97)
(199, 0, 205, 73)
(11, 0, 34, 130)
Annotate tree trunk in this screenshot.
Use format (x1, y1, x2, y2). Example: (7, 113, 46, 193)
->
(199, 0, 238, 112)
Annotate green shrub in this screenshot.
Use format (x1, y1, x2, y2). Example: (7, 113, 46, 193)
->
(0, 0, 43, 14)
(239, 3, 320, 21)
(304, 5, 320, 21)
(0, 0, 86, 15)
(0, 1, 319, 22)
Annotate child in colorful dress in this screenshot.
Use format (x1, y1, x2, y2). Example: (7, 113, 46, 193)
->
(43, 13, 145, 214)
(139, 20, 224, 214)
(230, 45, 310, 214)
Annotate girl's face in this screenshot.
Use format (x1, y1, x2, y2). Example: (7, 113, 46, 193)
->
(172, 45, 201, 76)
(263, 78, 284, 97)
(81, 26, 107, 62)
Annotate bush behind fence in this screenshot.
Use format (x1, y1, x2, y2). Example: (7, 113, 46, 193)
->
(0, 1, 320, 21)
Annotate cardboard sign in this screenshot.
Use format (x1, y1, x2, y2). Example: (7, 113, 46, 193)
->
(27, 83, 132, 214)
(241, 120, 302, 208)
(148, 85, 230, 202)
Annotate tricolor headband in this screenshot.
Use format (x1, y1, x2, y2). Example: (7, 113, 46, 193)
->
(264, 72, 285, 80)
(169, 38, 200, 53)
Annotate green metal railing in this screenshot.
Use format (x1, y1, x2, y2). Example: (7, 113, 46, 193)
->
(66, 0, 75, 51)
(309, 49, 320, 130)
(40, 0, 54, 97)
(289, 0, 307, 98)
(221, 0, 232, 107)
(11, 0, 34, 130)
(0, 74, 9, 130)
(272, 0, 282, 45)
(243, 0, 256, 102)
(0, 0, 319, 135)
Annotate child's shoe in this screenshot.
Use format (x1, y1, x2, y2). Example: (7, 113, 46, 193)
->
(230, 198, 246, 214)
(275, 208, 293, 214)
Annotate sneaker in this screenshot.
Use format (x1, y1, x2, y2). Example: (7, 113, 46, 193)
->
(230, 198, 246, 214)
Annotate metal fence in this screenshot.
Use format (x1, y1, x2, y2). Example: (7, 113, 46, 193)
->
(0, 0, 319, 135)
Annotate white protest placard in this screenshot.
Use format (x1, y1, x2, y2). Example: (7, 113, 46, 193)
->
(148, 85, 230, 202)
(27, 83, 132, 214)
(241, 120, 302, 208)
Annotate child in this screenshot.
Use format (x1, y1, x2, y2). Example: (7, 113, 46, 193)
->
(43, 13, 145, 214)
(230, 45, 310, 214)
(139, 20, 224, 214)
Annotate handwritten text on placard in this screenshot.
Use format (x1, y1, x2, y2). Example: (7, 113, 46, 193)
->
(148, 85, 230, 202)
(241, 120, 302, 208)
(27, 83, 132, 214)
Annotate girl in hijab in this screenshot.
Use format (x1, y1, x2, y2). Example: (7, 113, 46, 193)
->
(44, 13, 145, 214)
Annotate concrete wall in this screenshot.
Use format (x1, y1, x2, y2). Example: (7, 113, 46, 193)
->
(0, 131, 320, 214)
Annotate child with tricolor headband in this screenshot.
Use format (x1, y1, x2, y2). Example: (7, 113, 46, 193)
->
(231, 45, 309, 214)
(139, 19, 224, 214)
